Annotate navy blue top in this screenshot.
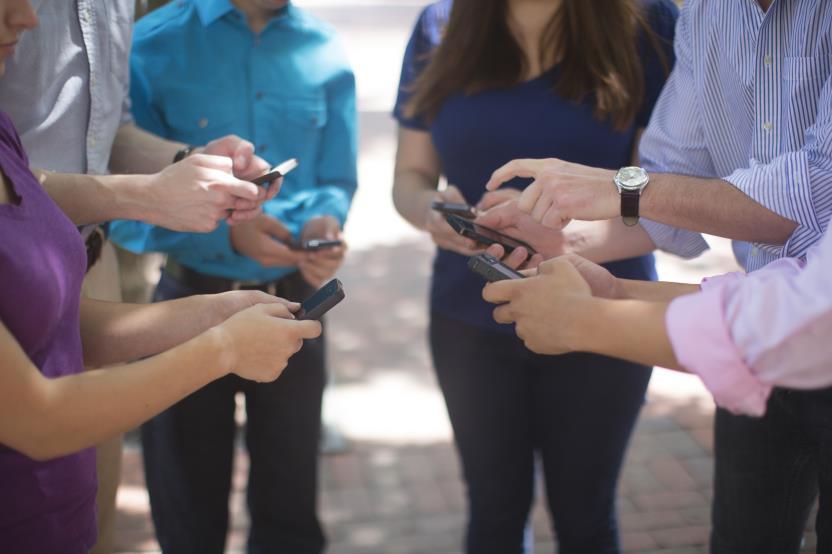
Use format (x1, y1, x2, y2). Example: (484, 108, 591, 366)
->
(394, 0, 678, 333)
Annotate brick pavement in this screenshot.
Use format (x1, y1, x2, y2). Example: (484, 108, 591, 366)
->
(113, 240, 818, 554)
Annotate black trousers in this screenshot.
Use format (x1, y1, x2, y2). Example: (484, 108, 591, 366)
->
(711, 387, 832, 554)
(142, 271, 326, 554)
(430, 311, 652, 554)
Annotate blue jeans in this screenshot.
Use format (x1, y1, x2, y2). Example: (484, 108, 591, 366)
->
(430, 312, 652, 554)
(142, 271, 326, 554)
(711, 387, 832, 554)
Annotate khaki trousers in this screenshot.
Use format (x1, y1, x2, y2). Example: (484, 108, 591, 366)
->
(80, 241, 123, 554)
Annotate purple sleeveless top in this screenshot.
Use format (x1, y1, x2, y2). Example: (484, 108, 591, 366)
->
(0, 111, 96, 552)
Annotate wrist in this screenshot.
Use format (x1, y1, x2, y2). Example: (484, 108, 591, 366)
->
(105, 173, 155, 222)
(202, 325, 236, 378)
(564, 296, 605, 352)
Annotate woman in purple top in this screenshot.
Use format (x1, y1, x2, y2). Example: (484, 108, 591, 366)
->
(0, 2, 321, 551)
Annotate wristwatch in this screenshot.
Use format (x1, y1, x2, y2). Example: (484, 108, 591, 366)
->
(614, 166, 650, 226)
(173, 145, 196, 164)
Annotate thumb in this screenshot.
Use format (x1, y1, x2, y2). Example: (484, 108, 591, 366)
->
(259, 302, 295, 320)
(295, 320, 323, 340)
(233, 141, 255, 171)
(440, 185, 467, 203)
(210, 175, 260, 202)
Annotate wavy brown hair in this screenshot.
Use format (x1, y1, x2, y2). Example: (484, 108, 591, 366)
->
(406, 0, 669, 131)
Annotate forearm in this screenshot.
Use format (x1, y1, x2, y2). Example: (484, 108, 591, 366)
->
(616, 279, 700, 302)
(5, 329, 228, 461)
(642, 174, 797, 245)
(33, 169, 153, 226)
(570, 297, 681, 369)
(392, 170, 438, 230)
(109, 122, 184, 175)
(80, 296, 222, 366)
(566, 219, 656, 263)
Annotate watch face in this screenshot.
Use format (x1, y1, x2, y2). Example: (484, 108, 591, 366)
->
(616, 166, 649, 191)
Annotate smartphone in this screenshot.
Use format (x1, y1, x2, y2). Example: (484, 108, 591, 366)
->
(296, 278, 345, 321)
(251, 158, 299, 186)
(431, 200, 477, 219)
(468, 253, 525, 282)
(292, 238, 344, 252)
(444, 214, 537, 256)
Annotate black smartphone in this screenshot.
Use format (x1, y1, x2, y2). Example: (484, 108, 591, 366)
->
(251, 158, 299, 186)
(296, 278, 345, 321)
(444, 214, 537, 255)
(431, 200, 477, 219)
(468, 253, 525, 282)
(292, 238, 344, 252)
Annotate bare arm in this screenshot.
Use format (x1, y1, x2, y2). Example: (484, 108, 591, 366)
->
(108, 122, 185, 175)
(79, 291, 276, 367)
(0, 303, 321, 461)
(393, 127, 480, 254)
(641, 174, 797, 245)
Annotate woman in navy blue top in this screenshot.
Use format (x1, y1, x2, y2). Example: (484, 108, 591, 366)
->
(393, 1, 678, 552)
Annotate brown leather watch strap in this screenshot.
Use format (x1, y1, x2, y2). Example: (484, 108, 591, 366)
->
(621, 188, 641, 226)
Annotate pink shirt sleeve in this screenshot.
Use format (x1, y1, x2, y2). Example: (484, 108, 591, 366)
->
(666, 226, 832, 417)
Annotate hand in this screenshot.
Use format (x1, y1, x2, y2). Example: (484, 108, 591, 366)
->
(214, 303, 322, 382)
(425, 185, 483, 256)
(476, 187, 520, 211)
(485, 158, 618, 229)
(476, 199, 569, 260)
(297, 216, 346, 288)
(201, 134, 276, 194)
(209, 290, 300, 326)
(230, 212, 305, 267)
(482, 257, 593, 355)
(144, 154, 263, 233)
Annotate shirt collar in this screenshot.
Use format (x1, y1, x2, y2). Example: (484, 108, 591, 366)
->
(195, 0, 294, 27)
(195, 0, 235, 26)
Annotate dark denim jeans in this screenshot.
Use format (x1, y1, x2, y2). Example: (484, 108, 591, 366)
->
(711, 387, 832, 554)
(430, 311, 652, 554)
(142, 271, 326, 554)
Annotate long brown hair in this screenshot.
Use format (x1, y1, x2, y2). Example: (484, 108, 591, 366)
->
(406, 0, 669, 132)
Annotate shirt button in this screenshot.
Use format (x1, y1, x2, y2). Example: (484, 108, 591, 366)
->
(762, 121, 773, 132)
(259, 144, 267, 152)
(255, 92, 264, 100)
(764, 54, 773, 66)
(198, 117, 208, 128)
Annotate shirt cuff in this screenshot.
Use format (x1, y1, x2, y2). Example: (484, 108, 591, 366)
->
(666, 285, 773, 417)
(640, 218, 710, 259)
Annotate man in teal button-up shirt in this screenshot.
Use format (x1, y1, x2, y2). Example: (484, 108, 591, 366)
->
(109, 1, 357, 551)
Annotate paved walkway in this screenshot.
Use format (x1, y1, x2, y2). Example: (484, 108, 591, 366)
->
(113, 2, 817, 552)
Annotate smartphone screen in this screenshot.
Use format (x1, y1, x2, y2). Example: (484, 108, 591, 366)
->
(251, 158, 299, 186)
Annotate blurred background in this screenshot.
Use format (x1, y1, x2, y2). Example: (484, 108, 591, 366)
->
(113, 1, 814, 553)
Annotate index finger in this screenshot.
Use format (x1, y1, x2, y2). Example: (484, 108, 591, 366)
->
(264, 175, 283, 200)
(485, 159, 541, 191)
(482, 278, 523, 305)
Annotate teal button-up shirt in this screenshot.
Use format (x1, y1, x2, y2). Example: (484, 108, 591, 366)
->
(109, 0, 357, 282)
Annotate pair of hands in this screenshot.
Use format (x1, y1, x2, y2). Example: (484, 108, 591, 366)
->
(144, 135, 279, 233)
(424, 185, 564, 263)
(208, 290, 321, 383)
(230, 214, 346, 288)
(480, 245, 623, 356)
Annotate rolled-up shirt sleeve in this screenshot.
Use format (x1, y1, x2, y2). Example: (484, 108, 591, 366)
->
(723, 73, 832, 259)
(666, 224, 832, 416)
(638, 4, 711, 259)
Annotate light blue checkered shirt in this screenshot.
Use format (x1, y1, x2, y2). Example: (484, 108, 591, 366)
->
(639, 0, 832, 271)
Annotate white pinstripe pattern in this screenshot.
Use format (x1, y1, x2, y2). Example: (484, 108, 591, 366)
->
(639, 0, 832, 271)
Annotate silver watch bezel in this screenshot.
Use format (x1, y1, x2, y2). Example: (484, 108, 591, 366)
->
(614, 166, 650, 193)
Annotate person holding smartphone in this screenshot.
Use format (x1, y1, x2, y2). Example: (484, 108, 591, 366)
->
(0, 3, 321, 552)
(391, 0, 676, 551)
(107, 1, 357, 551)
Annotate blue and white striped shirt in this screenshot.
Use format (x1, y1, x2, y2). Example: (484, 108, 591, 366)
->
(639, 0, 832, 271)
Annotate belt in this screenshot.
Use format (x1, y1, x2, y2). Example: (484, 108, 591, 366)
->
(163, 258, 279, 295)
